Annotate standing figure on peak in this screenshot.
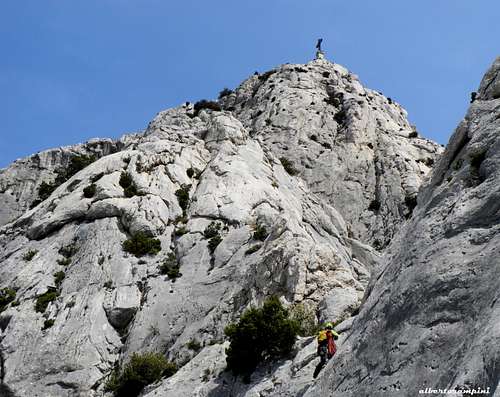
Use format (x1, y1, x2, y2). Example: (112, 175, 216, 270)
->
(313, 322, 339, 378)
(316, 38, 323, 52)
(315, 38, 325, 60)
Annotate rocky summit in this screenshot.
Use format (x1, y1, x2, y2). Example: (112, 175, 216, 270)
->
(0, 55, 496, 397)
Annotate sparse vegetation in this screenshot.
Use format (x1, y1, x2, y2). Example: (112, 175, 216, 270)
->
(408, 130, 418, 138)
(159, 253, 181, 280)
(279, 157, 299, 176)
(290, 303, 319, 337)
(204, 222, 223, 254)
(218, 88, 233, 99)
(245, 244, 262, 255)
(207, 235, 222, 254)
(204, 222, 221, 239)
(175, 184, 191, 214)
(119, 172, 140, 198)
(257, 70, 275, 82)
(83, 183, 97, 198)
(23, 249, 38, 261)
(54, 271, 65, 289)
(105, 352, 177, 397)
(42, 319, 55, 330)
(35, 289, 59, 313)
(0, 287, 16, 313)
(224, 296, 299, 376)
(193, 100, 222, 117)
(123, 232, 161, 257)
(59, 243, 78, 259)
(187, 339, 201, 351)
(186, 168, 195, 178)
(253, 224, 269, 241)
(32, 154, 97, 206)
(57, 258, 72, 267)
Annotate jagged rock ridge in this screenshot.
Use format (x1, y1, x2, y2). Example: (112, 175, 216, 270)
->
(0, 57, 441, 396)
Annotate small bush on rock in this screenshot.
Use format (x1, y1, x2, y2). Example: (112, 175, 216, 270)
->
(218, 88, 233, 99)
(105, 352, 177, 397)
(175, 185, 191, 215)
(123, 232, 161, 257)
(83, 183, 97, 198)
(224, 296, 299, 376)
(0, 288, 16, 313)
(253, 224, 269, 241)
(193, 100, 221, 117)
(208, 235, 222, 254)
(42, 319, 55, 330)
(120, 172, 140, 198)
(54, 271, 65, 288)
(35, 289, 59, 313)
(23, 250, 38, 261)
(204, 222, 221, 239)
(159, 253, 181, 280)
(279, 157, 299, 176)
(187, 339, 201, 351)
(290, 303, 319, 337)
(59, 243, 78, 259)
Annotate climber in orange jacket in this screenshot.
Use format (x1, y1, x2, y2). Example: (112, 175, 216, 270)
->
(313, 322, 339, 378)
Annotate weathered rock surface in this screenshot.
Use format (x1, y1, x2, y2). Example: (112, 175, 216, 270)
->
(0, 57, 443, 397)
(308, 57, 500, 397)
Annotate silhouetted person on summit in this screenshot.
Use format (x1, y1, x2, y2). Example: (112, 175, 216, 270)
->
(316, 38, 323, 52)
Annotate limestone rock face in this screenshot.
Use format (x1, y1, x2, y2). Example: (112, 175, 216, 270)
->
(222, 59, 442, 248)
(0, 58, 442, 397)
(307, 57, 500, 397)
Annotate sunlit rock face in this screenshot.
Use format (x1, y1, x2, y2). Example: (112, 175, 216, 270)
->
(0, 57, 443, 396)
(308, 57, 500, 397)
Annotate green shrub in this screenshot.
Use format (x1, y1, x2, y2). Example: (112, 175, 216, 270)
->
(57, 258, 72, 267)
(0, 288, 16, 313)
(187, 339, 201, 351)
(42, 319, 55, 330)
(38, 180, 59, 201)
(218, 88, 233, 99)
(279, 157, 299, 176)
(59, 243, 78, 259)
(193, 100, 221, 116)
(35, 289, 59, 313)
(224, 296, 299, 376)
(245, 244, 262, 255)
(65, 155, 96, 179)
(83, 183, 97, 198)
(159, 253, 181, 280)
(91, 172, 105, 183)
(203, 222, 221, 239)
(105, 352, 177, 397)
(208, 235, 222, 254)
(290, 303, 319, 337)
(408, 130, 418, 138)
(253, 224, 268, 241)
(186, 168, 195, 178)
(123, 232, 161, 257)
(23, 249, 38, 261)
(54, 271, 65, 288)
(120, 172, 140, 198)
(175, 184, 191, 214)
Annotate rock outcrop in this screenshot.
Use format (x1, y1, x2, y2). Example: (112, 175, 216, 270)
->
(308, 57, 500, 397)
(0, 57, 442, 396)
